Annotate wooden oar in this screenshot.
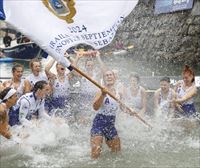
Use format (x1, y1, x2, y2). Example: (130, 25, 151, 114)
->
(71, 65, 152, 128)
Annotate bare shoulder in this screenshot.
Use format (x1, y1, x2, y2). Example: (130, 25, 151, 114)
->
(154, 88, 161, 96)
(3, 80, 11, 86)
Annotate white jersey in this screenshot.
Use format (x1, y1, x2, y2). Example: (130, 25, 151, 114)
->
(176, 80, 195, 105)
(26, 72, 48, 88)
(126, 86, 143, 111)
(13, 92, 47, 126)
(52, 74, 70, 98)
(8, 79, 25, 98)
(80, 72, 99, 100)
(97, 93, 120, 116)
(159, 88, 173, 113)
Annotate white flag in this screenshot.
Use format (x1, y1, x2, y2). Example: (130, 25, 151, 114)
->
(0, 0, 138, 67)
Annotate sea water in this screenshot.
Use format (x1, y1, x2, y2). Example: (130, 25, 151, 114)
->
(0, 55, 199, 168)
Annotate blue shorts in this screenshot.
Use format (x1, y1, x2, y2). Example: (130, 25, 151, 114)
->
(9, 107, 20, 126)
(181, 103, 196, 117)
(176, 103, 196, 118)
(45, 96, 69, 114)
(91, 114, 118, 141)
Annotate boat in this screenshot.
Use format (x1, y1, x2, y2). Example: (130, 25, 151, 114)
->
(0, 42, 48, 60)
(0, 27, 48, 60)
(0, 57, 14, 62)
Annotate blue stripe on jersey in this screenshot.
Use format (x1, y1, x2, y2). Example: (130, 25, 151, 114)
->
(0, 0, 5, 20)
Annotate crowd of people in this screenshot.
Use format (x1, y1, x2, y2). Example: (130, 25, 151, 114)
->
(0, 50, 198, 159)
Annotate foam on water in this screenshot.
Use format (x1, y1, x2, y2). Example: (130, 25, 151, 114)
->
(0, 108, 199, 168)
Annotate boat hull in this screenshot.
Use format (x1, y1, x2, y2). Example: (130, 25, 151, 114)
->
(1, 42, 48, 59)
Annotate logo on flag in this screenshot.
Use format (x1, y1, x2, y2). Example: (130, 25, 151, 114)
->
(42, 0, 76, 23)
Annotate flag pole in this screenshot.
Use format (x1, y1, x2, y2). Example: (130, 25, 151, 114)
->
(71, 64, 152, 128)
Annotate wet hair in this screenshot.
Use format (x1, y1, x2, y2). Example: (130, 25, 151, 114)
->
(12, 63, 24, 73)
(29, 58, 41, 69)
(103, 70, 115, 83)
(182, 65, 195, 82)
(32, 80, 48, 93)
(160, 76, 170, 83)
(130, 72, 140, 83)
(0, 88, 12, 103)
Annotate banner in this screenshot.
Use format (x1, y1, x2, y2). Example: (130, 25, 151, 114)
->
(0, 0, 138, 67)
(155, 0, 194, 14)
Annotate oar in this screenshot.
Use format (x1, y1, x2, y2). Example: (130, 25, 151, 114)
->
(71, 65, 152, 128)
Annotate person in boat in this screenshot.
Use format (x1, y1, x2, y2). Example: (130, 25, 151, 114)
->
(154, 77, 176, 118)
(124, 72, 147, 116)
(173, 65, 198, 118)
(3, 64, 30, 98)
(44, 56, 75, 121)
(26, 58, 49, 91)
(0, 88, 17, 139)
(8, 80, 51, 127)
(3, 32, 12, 47)
(90, 70, 125, 159)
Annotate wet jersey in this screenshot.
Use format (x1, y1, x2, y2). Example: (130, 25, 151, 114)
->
(159, 88, 173, 113)
(9, 92, 46, 126)
(52, 74, 70, 98)
(26, 73, 48, 88)
(97, 93, 119, 116)
(176, 81, 194, 105)
(126, 86, 143, 111)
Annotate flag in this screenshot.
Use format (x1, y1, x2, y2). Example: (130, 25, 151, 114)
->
(0, 0, 138, 68)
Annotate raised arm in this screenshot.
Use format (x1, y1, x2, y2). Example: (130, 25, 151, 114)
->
(95, 51, 108, 74)
(45, 58, 56, 78)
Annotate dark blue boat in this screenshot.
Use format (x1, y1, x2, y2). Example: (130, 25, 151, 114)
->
(0, 42, 48, 59)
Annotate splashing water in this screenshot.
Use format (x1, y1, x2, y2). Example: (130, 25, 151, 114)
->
(0, 56, 199, 168)
(0, 108, 199, 168)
